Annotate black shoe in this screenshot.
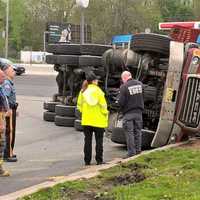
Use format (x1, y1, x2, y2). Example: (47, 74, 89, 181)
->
(122, 154, 135, 159)
(136, 151, 141, 155)
(97, 161, 106, 165)
(4, 157, 18, 162)
(12, 154, 17, 158)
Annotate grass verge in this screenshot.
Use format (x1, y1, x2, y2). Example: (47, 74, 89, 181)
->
(19, 146, 200, 200)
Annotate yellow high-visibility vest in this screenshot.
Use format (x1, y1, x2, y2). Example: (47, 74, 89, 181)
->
(77, 84, 108, 128)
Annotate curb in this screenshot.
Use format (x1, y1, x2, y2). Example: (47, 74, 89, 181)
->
(0, 141, 188, 200)
(22, 64, 57, 76)
(25, 71, 57, 76)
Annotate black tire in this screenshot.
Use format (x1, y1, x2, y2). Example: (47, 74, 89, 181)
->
(79, 55, 102, 67)
(80, 44, 112, 56)
(111, 127, 126, 144)
(43, 101, 61, 112)
(43, 111, 56, 122)
(74, 119, 83, 131)
(43, 102, 48, 110)
(46, 55, 79, 66)
(142, 130, 155, 150)
(55, 105, 75, 117)
(131, 33, 170, 57)
(75, 108, 81, 119)
(111, 128, 155, 150)
(46, 44, 81, 55)
(54, 115, 75, 127)
(52, 93, 63, 102)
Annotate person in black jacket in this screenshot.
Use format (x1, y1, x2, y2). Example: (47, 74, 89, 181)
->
(118, 71, 144, 158)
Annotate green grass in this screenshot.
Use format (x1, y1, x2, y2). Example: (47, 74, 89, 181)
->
(20, 147, 200, 200)
(20, 181, 87, 200)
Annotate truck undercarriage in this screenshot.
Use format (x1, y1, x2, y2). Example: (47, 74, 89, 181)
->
(44, 26, 200, 149)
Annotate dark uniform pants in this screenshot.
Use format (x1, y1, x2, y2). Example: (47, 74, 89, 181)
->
(83, 126, 104, 164)
(123, 112, 143, 156)
(4, 114, 13, 158)
(11, 107, 17, 150)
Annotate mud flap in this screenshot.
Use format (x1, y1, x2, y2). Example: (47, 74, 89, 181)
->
(151, 42, 184, 147)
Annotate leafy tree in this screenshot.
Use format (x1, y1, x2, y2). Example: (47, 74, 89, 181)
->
(0, 0, 199, 58)
(192, 0, 200, 20)
(10, 0, 26, 52)
(0, 1, 6, 56)
(156, 0, 194, 21)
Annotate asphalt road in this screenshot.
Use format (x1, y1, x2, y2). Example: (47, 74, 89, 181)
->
(0, 73, 125, 196)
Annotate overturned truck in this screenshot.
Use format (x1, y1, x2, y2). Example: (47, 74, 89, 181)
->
(44, 25, 200, 149)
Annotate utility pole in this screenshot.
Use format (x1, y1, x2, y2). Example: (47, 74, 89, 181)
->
(80, 8, 84, 44)
(5, 0, 9, 58)
(76, 0, 89, 44)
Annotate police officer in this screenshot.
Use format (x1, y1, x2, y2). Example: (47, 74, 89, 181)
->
(118, 71, 144, 158)
(0, 68, 10, 176)
(1, 63, 17, 162)
(77, 72, 108, 165)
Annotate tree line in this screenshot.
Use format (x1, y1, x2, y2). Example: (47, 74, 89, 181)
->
(0, 0, 199, 58)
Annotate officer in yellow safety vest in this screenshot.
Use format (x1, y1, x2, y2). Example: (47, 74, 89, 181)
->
(77, 72, 108, 166)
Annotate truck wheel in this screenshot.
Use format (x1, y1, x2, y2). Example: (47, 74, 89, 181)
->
(75, 108, 81, 119)
(52, 93, 63, 102)
(43, 101, 61, 112)
(80, 44, 112, 56)
(55, 115, 75, 127)
(46, 44, 81, 55)
(79, 55, 102, 67)
(74, 119, 83, 131)
(131, 33, 170, 57)
(43, 111, 56, 122)
(43, 102, 48, 110)
(142, 130, 155, 150)
(111, 127, 126, 144)
(46, 55, 79, 66)
(111, 128, 155, 149)
(55, 105, 75, 117)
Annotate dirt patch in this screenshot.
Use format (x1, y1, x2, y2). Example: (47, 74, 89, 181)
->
(178, 139, 200, 149)
(62, 163, 147, 199)
(112, 171, 146, 186)
(108, 163, 147, 186)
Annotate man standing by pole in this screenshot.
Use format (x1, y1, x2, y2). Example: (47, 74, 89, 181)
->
(118, 71, 144, 158)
